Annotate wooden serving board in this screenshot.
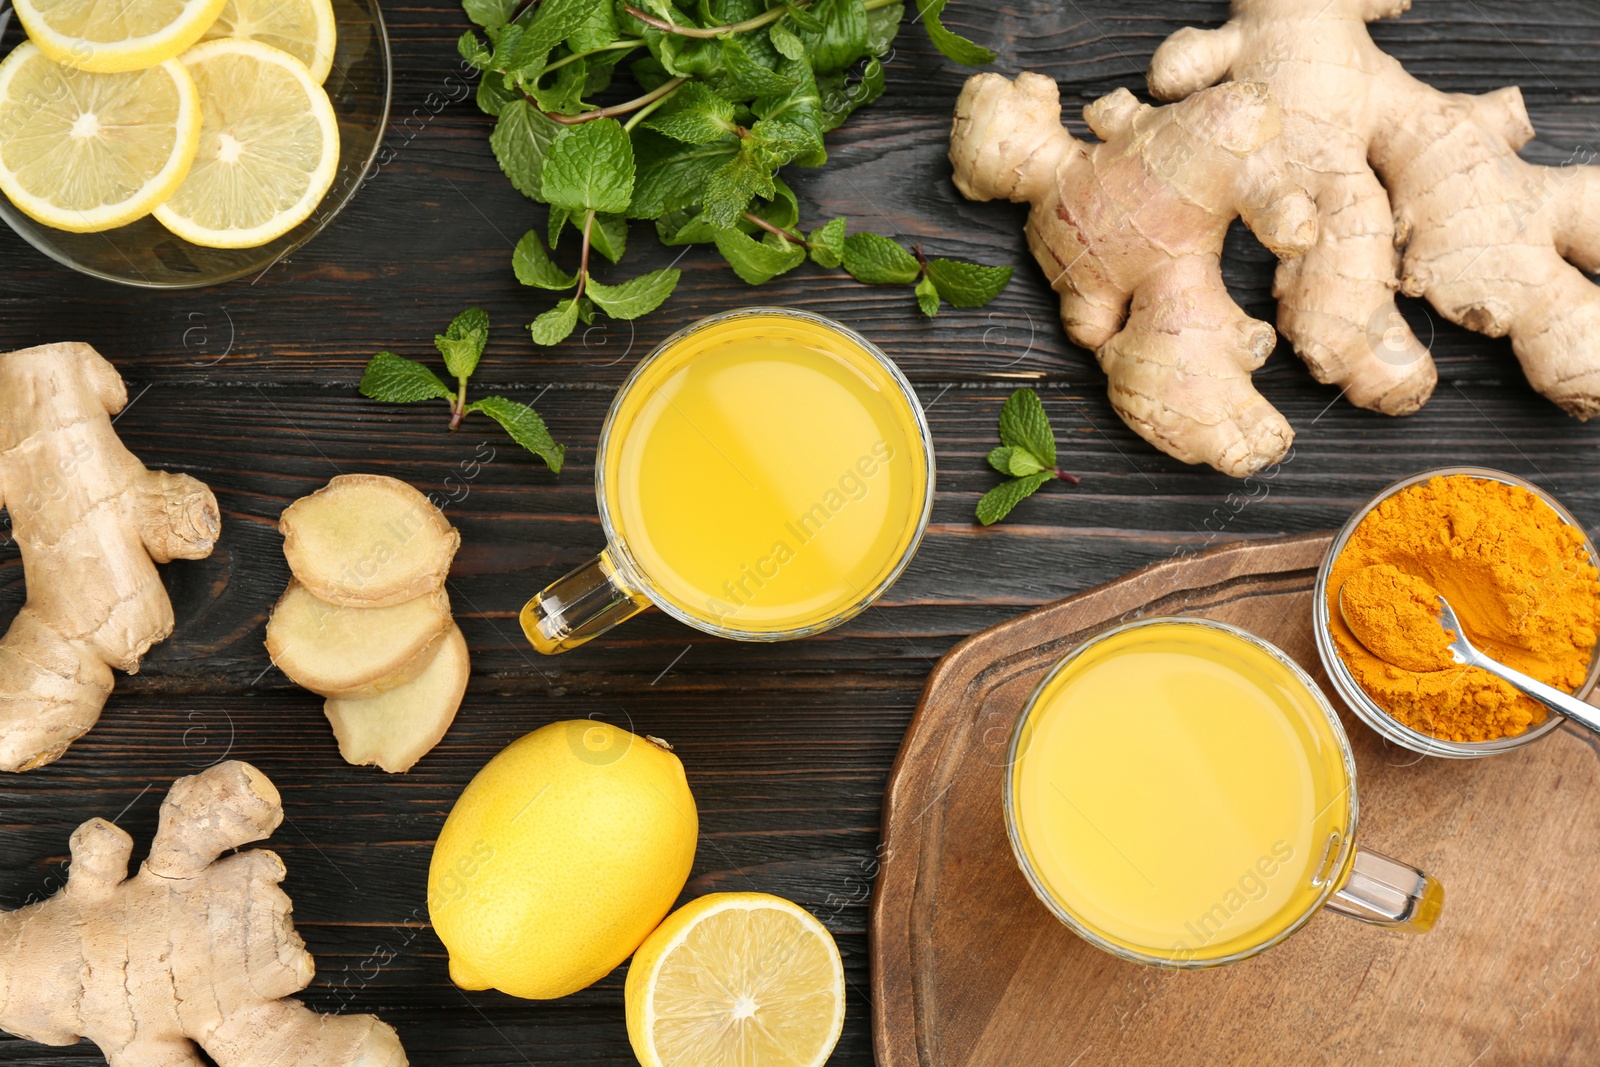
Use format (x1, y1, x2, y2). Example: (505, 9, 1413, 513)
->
(871, 533, 1600, 1067)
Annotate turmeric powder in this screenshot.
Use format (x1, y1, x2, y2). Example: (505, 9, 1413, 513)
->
(1339, 564, 1457, 674)
(1327, 475, 1600, 743)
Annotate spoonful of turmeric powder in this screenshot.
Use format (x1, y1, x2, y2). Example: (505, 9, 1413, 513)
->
(1339, 564, 1600, 737)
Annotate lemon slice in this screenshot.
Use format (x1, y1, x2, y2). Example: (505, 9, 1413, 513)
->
(13, 0, 227, 74)
(201, 0, 337, 84)
(0, 43, 201, 233)
(154, 39, 339, 249)
(625, 893, 846, 1067)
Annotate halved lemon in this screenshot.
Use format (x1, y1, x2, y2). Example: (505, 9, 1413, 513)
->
(154, 39, 339, 249)
(625, 893, 846, 1067)
(13, 0, 228, 74)
(0, 43, 201, 233)
(201, 0, 337, 84)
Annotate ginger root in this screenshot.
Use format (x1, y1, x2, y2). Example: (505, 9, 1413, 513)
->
(950, 75, 1316, 475)
(1379, 87, 1600, 416)
(0, 760, 408, 1066)
(1152, 0, 1600, 419)
(0, 343, 220, 772)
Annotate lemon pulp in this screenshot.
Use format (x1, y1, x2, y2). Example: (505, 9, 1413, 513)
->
(0, 44, 200, 232)
(627, 893, 846, 1067)
(201, 0, 337, 83)
(153, 39, 338, 248)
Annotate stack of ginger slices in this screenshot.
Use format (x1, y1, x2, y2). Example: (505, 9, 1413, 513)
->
(267, 475, 469, 773)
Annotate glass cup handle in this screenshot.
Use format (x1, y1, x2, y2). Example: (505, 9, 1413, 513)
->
(1323, 846, 1444, 933)
(520, 549, 651, 655)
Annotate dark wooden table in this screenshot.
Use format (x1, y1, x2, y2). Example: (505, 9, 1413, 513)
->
(2, 1, 1598, 1063)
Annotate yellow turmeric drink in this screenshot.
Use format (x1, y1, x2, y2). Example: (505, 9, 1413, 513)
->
(602, 312, 929, 633)
(1008, 621, 1353, 964)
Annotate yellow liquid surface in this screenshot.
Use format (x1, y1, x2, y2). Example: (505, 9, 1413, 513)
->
(1011, 622, 1353, 963)
(604, 314, 929, 633)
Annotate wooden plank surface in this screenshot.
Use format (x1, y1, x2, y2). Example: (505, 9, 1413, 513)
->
(2, 0, 1599, 1063)
(872, 535, 1600, 1067)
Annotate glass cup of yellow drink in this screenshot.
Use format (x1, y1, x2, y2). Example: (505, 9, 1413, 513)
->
(1005, 617, 1444, 968)
(521, 307, 934, 654)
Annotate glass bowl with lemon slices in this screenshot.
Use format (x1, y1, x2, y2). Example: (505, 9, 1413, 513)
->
(0, 0, 389, 288)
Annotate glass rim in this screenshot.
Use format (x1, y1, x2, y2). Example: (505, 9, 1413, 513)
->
(0, 0, 394, 290)
(1002, 615, 1361, 969)
(593, 306, 936, 642)
(1312, 466, 1600, 759)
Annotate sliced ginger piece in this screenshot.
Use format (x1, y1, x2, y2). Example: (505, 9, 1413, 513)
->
(280, 474, 460, 608)
(266, 580, 452, 697)
(324, 624, 470, 773)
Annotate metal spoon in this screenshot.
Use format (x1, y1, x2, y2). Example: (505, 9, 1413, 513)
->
(1339, 583, 1600, 736)
(1427, 595, 1600, 736)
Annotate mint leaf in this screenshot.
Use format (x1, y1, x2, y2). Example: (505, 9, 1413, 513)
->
(445, 305, 489, 341)
(976, 473, 1051, 526)
(703, 142, 777, 228)
(477, 71, 519, 115)
(787, 3, 824, 31)
(435, 332, 485, 379)
(643, 82, 736, 144)
(584, 47, 626, 98)
(516, 0, 596, 65)
(753, 65, 826, 166)
(656, 206, 719, 245)
(915, 273, 940, 317)
(514, 230, 578, 290)
(927, 258, 1013, 307)
(549, 205, 570, 247)
(435, 307, 490, 379)
(914, 0, 995, 65)
(989, 445, 1046, 477)
(631, 131, 739, 219)
(769, 21, 805, 60)
(468, 396, 565, 472)
(800, 0, 870, 73)
(360, 351, 454, 404)
(568, 0, 619, 53)
(528, 58, 589, 113)
(531, 296, 581, 345)
(998, 388, 1055, 467)
(808, 217, 846, 268)
(491, 100, 561, 200)
(542, 118, 635, 214)
(586, 268, 681, 319)
(866, 1, 904, 54)
(748, 118, 814, 169)
(720, 35, 794, 96)
(748, 176, 799, 231)
(817, 56, 885, 132)
(713, 228, 806, 285)
(590, 212, 629, 264)
(463, 0, 518, 30)
(577, 295, 596, 325)
(842, 232, 919, 285)
(459, 31, 493, 69)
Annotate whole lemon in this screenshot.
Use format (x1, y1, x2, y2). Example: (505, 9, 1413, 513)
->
(428, 720, 698, 999)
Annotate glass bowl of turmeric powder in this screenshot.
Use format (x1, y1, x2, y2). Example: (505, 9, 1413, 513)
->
(1314, 467, 1600, 758)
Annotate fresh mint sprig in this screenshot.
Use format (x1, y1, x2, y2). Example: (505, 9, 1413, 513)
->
(360, 308, 566, 472)
(977, 388, 1079, 525)
(460, 0, 1011, 340)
